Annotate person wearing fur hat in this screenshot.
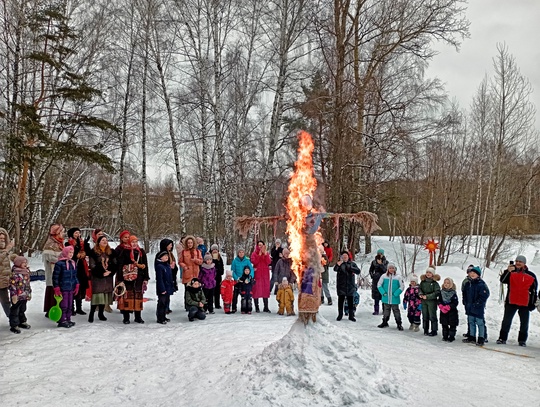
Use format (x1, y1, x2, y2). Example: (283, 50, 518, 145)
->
(8, 256, 32, 334)
(251, 240, 272, 313)
(277, 277, 295, 316)
(230, 249, 254, 313)
(377, 263, 404, 330)
(496, 255, 538, 347)
(369, 249, 388, 316)
(185, 278, 207, 321)
(237, 266, 255, 314)
(270, 239, 284, 292)
(334, 251, 361, 322)
(462, 266, 490, 346)
(220, 270, 236, 314)
(403, 275, 421, 331)
(87, 236, 117, 323)
(53, 246, 79, 328)
(199, 253, 217, 314)
(0, 227, 15, 318)
(42, 224, 65, 317)
(155, 250, 174, 324)
(438, 277, 459, 342)
(419, 266, 441, 336)
(210, 244, 224, 309)
(116, 236, 149, 324)
(66, 227, 90, 315)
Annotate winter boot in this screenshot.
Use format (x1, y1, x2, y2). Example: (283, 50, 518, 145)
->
(409, 323, 414, 330)
(462, 335, 476, 343)
(134, 311, 145, 323)
(336, 313, 343, 321)
(428, 331, 438, 337)
(372, 303, 379, 315)
(442, 327, 449, 341)
(98, 305, 107, 321)
(496, 339, 506, 345)
(476, 337, 485, 347)
(448, 328, 456, 342)
(423, 320, 430, 335)
(378, 318, 389, 328)
(263, 298, 271, 313)
(104, 304, 113, 313)
(413, 324, 420, 332)
(123, 311, 130, 324)
(254, 299, 260, 313)
(88, 305, 97, 323)
(348, 311, 356, 322)
(18, 322, 31, 329)
(327, 297, 333, 306)
(397, 324, 404, 331)
(75, 298, 86, 315)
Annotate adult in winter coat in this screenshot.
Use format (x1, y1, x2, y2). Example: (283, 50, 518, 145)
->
(116, 236, 149, 324)
(369, 249, 388, 315)
(0, 227, 14, 318)
(438, 277, 459, 342)
(42, 224, 65, 316)
(419, 267, 441, 336)
(463, 267, 490, 346)
(185, 277, 207, 321)
(155, 250, 174, 324)
(199, 254, 217, 314)
(66, 227, 90, 315)
(210, 244, 224, 309)
(269, 239, 283, 292)
(53, 246, 79, 328)
(88, 236, 117, 323)
(377, 263, 404, 330)
(273, 249, 296, 289)
(251, 240, 272, 313)
(179, 236, 203, 285)
(323, 241, 333, 265)
(334, 251, 360, 322)
(497, 255, 538, 347)
(230, 249, 254, 313)
(8, 256, 32, 334)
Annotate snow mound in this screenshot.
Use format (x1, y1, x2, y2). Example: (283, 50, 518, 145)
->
(224, 316, 405, 406)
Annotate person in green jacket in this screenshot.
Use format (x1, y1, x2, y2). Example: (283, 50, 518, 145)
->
(419, 267, 441, 336)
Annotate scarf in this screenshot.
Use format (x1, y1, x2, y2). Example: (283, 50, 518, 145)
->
(440, 287, 456, 304)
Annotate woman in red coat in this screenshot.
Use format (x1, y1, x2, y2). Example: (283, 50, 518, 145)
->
(250, 240, 272, 313)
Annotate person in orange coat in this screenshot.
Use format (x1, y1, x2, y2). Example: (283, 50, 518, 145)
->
(220, 270, 235, 314)
(179, 235, 203, 309)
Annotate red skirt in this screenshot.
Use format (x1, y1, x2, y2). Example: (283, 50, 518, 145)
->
(43, 286, 56, 313)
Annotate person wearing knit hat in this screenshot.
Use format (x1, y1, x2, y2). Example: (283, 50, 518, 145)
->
(229, 248, 254, 313)
(198, 254, 217, 314)
(496, 255, 538, 347)
(369, 249, 388, 316)
(462, 267, 490, 346)
(185, 277, 207, 321)
(377, 263, 404, 330)
(403, 274, 421, 331)
(419, 266, 441, 336)
(461, 265, 488, 342)
(53, 246, 79, 328)
(67, 227, 81, 239)
(8, 254, 32, 333)
(220, 269, 235, 314)
(42, 224, 65, 317)
(155, 249, 174, 324)
(210, 244, 224, 309)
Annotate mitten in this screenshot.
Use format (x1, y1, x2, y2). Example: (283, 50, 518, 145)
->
(54, 287, 62, 297)
(74, 284, 80, 295)
(11, 295, 18, 304)
(403, 301, 407, 310)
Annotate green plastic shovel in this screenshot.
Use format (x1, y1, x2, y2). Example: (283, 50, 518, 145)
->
(49, 295, 63, 322)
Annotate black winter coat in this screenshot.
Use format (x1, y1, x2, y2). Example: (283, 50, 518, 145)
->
(463, 278, 490, 318)
(369, 256, 387, 300)
(334, 261, 360, 296)
(438, 290, 459, 327)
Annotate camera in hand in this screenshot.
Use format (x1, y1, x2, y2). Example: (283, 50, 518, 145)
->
(509, 261, 514, 265)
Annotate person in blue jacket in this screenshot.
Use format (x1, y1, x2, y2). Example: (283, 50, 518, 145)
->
(230, 248, 254, 313)
(377, 263, 404, 330)
(462, 266, 490, 346)
(53, 246, 79, 328)
(155, 250, 175, 324)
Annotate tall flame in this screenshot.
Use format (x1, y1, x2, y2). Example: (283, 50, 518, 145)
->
(286, 131, 318, 281)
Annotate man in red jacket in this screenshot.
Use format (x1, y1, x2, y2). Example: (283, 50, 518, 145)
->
(496, 255, 538, 347)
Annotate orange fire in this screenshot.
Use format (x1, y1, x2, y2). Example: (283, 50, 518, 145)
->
(286, 131, 318, 281)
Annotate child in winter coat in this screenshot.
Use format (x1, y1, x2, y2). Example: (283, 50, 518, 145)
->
(439, 277, 459, 342)
(403, 275, 421, 331)
(53, 246, 80, 328)
(220, 270, 236, 314)
(419, 267, 441, 336)
(377, 263, 405, 330)
(155, 250, 175, 324)
(8, 256, 32, 334)
(344, 285, 360, 316)
(199, 253, 217, 314)
(462, 266, 490, 346)
(185, 277, 207, 322)
(277, 277, 295, 316)
(237, 266, 255, 314)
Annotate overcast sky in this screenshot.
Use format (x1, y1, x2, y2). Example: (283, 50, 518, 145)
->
(427, 0, 540, 126)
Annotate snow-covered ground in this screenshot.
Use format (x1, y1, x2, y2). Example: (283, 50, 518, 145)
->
(1, 237, 539, 406)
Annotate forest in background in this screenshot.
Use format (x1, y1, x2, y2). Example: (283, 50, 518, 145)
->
(1, 0, 539, 266)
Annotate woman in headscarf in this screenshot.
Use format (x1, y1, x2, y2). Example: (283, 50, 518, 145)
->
(66, 227, 90, 315)
(42, 224, 65, 317)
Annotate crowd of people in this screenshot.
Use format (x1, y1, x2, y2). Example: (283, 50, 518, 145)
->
(1, 224, 539, 348)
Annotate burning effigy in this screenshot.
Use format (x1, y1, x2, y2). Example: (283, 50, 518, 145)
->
(234, 130, 381, 324)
